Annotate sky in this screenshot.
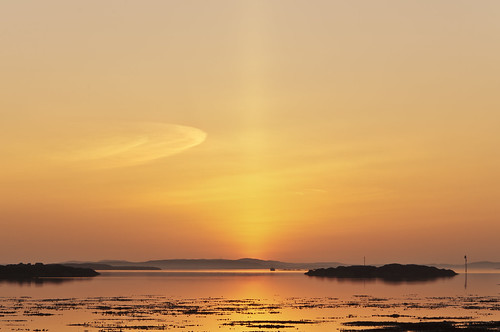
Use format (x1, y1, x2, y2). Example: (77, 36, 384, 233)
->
(1, 0, 499, 264)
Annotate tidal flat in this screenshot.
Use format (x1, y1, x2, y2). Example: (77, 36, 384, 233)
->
(0, 270, 499, 331)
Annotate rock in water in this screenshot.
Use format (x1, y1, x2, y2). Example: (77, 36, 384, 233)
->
(305, 264, 457, 281)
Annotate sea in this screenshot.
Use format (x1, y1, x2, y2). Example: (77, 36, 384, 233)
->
(0, 269, 499, 331)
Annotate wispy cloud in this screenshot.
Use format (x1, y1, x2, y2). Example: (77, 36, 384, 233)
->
(51, 122, 207, 169)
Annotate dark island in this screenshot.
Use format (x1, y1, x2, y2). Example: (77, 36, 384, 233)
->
(305, 264, 457, 281)
(0, 263, 100, 279)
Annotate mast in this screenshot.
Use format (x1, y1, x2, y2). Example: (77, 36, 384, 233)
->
(464, 254, 468, 290)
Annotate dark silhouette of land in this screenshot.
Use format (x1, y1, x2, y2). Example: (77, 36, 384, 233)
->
(63, 263, 161, 270)
(58, 258, 500, 271)
(62, 258, 345, 270)
(0, 263, 99, 279)
(305, 264, 457, 281)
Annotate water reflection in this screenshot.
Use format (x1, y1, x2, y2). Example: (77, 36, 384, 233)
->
(308, 275, 457, 285)
(0, 271, 498, 331)
(1, 292, 499, 331)
(0, 277, 93, 287)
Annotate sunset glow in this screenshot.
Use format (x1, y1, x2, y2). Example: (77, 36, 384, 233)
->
(1, 1, 499, 264)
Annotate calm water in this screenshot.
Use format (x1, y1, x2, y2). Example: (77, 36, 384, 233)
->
(1, 270, 499, 331)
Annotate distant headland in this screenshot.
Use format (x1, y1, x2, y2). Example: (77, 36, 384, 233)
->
(55, 259, 500, 271)
(59, 258, 346, 270)
(62, 263, 161, 271)
(5, 259, 497, 273)
(0, 263, 99, 279)
(305, 264, 457, 281)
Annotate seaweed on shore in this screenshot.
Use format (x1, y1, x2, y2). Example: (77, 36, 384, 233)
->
(1, 294, 500, 331)
(223, 319, 321, 329)
(341, 320, 500, 331)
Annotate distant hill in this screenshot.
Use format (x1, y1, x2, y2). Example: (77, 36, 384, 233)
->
(57, 259, 500, 272)
(63, 258, 346, 270)
(62, 263, 161, 271)
(429, 261, 500, 271)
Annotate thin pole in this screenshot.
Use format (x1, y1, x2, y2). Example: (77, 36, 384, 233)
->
(363, 256, 365, 266)
(464, 254, 468, 290)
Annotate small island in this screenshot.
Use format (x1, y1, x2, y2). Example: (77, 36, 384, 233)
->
(0, 263, 100, 279)
(305, 264, 457, 281)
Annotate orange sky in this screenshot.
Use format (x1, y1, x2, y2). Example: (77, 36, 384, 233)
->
(1, 1, 499, 264)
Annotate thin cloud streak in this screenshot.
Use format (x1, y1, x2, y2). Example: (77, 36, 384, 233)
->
(52, 122, 207, 169)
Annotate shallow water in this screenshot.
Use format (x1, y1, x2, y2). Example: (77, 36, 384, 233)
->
(1, 270, 499, 331)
